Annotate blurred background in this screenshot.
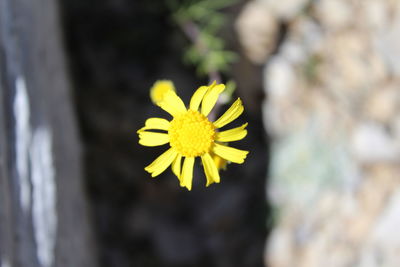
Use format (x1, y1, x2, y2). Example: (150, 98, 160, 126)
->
(1, 0, 400, 267)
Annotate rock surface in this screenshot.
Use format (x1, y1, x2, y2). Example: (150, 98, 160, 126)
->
(238, 0, 400, 266)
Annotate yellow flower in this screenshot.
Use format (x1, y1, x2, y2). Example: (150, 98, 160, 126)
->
(211, 152, 228, 170)
(150, 80, 176, 104)
(138, 81, 249, 190)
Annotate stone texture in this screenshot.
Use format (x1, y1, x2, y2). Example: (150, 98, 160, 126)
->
(236, 0, 400, 266)
(235, 1, 279, 65)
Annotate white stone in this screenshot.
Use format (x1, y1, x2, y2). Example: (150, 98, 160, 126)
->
(281, 41, 307, 65)
(236, 1, 278, 64)
(362, 0, 388, 31)
(264, 56, 296, 99)
(266, 227, 294, 267)
(314, 0, 352, 30)
(365, 85, 398, 123)
(360, 189, 400, 267)
(351, 123, 400, 163)
(375, 17, 400, 76)
(292, 19, 324, 54)
(371, 189, 400, 249)
(261, 0, 309, 20)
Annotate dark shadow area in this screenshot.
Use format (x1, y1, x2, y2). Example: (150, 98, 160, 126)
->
(60, 0, 270, 266)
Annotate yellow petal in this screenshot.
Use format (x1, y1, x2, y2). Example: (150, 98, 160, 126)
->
(139, 118, 170, 131)
(201, 153, 220, 187)
(189, 85, 208, 111)
(150, 80, 175, 104)
(145, 148, 177, 177)
(180, 157, 195, 191)
(213, 98, 244, 128)
(212, 143, 249, 164)
(171, 154, 182, 180)
(138, 131, 169, 147)
(201, 82, 225, 116)
(158, 90, 187, 116)
(212, 153, 228, 170)
(216, 123, 248, 142)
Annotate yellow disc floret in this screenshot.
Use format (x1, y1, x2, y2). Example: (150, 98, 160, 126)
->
(169, 110, 215, 157)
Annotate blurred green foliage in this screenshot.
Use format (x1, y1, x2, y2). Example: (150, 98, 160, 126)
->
(167, 0, 238, 76)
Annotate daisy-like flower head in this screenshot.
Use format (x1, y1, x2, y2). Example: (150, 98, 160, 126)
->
(138, 81, 249, 190)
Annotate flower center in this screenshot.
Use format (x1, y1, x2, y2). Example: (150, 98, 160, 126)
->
(169, 110, 215, 157)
